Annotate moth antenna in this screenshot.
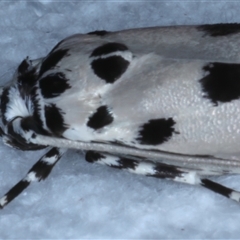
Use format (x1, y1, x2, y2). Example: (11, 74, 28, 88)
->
(31, 134, 240, 173)
(0, 147, 66, 209)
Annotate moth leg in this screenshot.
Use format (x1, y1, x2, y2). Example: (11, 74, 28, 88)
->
(200, 179, 240, 202)
(0, 147, 66, 209)
(85, 151, 240, 203)
(85, 151, 201, 183)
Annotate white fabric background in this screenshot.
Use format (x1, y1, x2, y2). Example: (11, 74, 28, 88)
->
(0, 1, 240, 238)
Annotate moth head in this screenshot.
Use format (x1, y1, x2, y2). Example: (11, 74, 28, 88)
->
(0, 58, 46, 150)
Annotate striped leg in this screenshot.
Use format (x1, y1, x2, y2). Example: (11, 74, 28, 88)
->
(200, 179, 240, 202)
(0, 147, 66, 209)
(85, 151, 240, 203)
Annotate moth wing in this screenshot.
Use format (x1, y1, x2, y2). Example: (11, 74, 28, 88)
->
(54, 25, 240, 62)
(34, 25, 240, 174)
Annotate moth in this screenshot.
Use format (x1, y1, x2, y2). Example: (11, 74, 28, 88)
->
(1, 23, 240, 209)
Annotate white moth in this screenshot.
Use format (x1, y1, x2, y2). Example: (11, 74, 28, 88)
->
(1, 23, 240, 208)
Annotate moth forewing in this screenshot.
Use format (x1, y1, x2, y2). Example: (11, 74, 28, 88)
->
(70, 25, 240, 63)
(2, 23, 240, 208)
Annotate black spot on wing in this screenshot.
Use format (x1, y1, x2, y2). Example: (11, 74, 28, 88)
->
(1, 87, 10, 125)
(17, 58, 38, 97)
(198, 23, 240, 37)
(39, 72, 71, 98)
(200, 62, 240, 104)
(90, 42, 128, 57)
(29, 160, 53, 181)
(45, 104, 67, 135)
(87, 30, 109, 36)
(90, 42, 130, 83)
(85, 151, 106, 163)
(91, 56, 130, 83)
(39, 49, 69, 76)
(137, 118, 176, 145)
(87, 105, 113, 130)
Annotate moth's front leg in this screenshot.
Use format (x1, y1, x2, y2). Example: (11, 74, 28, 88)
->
(0, 113, 67, 209)
(84, 151, 240, 203)
(0, 147, 66, 209)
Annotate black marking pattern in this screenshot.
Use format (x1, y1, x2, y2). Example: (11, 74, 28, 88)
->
(31, 85, 44, 132)
(87, 30, 109, 36)
(137, 118, 176, 145)
(4, 137, 45, 151)
(198, 23, 240, 37)
(1, 87, 10, 125)
(150, 164, 183, 179)
(0, 127, 5, 137)
(90, 42, 130, 83)
(0, 180, 30, 209)
(17, 58, 31, 75)
(113, 157, 138, 170)
(90, 42, 128, 57)
(17, 59, 38, 98)
(39, 49, 69, 76)
(87, 105, 113, 130)
(200, 62, 240, 104)
(201, 179, 233, 198)
(0, 147, 63, 209)
(6, 118, 45, 151)
(83, 152, 240, 202)
(45, 104, 67, 135)
(85, 152, 182, 179)
(85, 152, 140, 171)
(39, 72, 71, 98)
(85, 151, 106, 163)
(91, 56, 130, 84)
(21, 116, 49, 136)
(7, 119, 27, 145)
(30, 147, 62, 180)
